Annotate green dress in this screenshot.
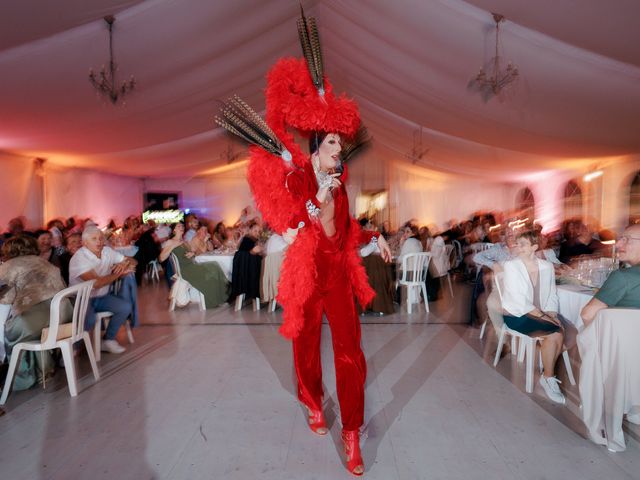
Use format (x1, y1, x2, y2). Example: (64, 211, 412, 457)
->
(174, 245, 229, 308)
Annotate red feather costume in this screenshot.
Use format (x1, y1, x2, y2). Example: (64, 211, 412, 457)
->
(247, 57, 377, 339)
(246, 57, 378, 434)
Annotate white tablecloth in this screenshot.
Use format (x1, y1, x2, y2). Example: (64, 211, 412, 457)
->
(557, 283, 595, 331)
(194, 254, 234, 281)
(114, 245, 139, 257)
(578, 308, 640, 451)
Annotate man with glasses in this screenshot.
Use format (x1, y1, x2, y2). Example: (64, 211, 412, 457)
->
(581, 224, 640, 326)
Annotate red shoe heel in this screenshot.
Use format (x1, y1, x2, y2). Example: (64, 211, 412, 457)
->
(342, 430, 364, 476)
(303, 404, 328, 435)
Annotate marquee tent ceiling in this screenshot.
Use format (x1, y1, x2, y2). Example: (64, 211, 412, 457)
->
(1, 0, 639, 180)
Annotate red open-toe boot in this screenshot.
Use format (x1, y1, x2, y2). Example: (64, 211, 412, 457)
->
(303, 404, 328, 435)
(342, 429, 364, 476)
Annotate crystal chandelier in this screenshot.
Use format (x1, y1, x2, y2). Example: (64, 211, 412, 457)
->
(474, 13, 518, 95)
(405, 127, 430, 165)
(89, 15, 136, 104)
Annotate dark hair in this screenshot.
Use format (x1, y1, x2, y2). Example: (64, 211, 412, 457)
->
(34, 229, 50, 239)
(309, 132, 328, 155)
(404, 224, 419, 237)
(170, 222, 186, 237)
(1, 235, 39, 259)
(517, 230, 540, 247)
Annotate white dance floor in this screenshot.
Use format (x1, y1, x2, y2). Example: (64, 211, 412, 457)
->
(0, 283, 639, 480)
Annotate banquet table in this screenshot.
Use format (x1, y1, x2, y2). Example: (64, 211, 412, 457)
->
(114, 245, 139, 257)
(557, 283, 596, 331)
(194, 254, 234, 282)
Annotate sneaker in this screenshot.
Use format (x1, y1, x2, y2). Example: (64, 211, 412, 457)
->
(101, 339, 126, 354)
(539, 375, 565, 404)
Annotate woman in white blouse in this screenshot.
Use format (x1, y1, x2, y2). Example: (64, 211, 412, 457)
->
(502, 231, 566, 404)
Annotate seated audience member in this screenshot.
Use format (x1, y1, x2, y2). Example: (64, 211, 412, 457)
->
(559, 220, 593, 264)
(58, 233, 82, 285)
(0, 236, 71, 390)
(419, 226, 433, 252)
(134, 224, 161, 285)
(261, 233, 288, 306)
(212, 222, 230, 249)
(65, 217, 77, 233)
(35, 229, 61, 268)
(380, 220, 394, 240)
(121, 216, 143, 245)
(69, 226, 137, 354)
(189, 225, 214, 255)
(581, 224, 640, 326)
(362, 246, 395, 315)
(229, 221, 264, 304)
(47, 219, 66, 252)
(398, 224, 423, 261)
(396, 224, 425, 301)
(184, 214, 199, 242)
(3, 217, 26, 241)
(501, 231, 567, 404)
(159, 223, 228, 308)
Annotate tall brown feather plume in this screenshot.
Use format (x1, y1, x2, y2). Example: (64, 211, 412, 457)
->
(297, 4, 324, 94)
(340, 126, 371, 163)
(215, 96, 285, 157)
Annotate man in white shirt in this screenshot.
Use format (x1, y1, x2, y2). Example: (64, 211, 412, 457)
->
(69, 226, 137, 354)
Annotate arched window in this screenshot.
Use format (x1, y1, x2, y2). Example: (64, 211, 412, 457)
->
(563, 180, 582, 220)
(630, 172, 640, 224)
(516, 187, 535, 217)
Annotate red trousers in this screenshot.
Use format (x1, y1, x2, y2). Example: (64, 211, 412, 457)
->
(292, 232, 367, 431)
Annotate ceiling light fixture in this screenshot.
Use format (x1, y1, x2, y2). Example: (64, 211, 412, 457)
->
(89, 15, 136, 105)
(583, 170, 603, 182)
(405, 127, 430, 165)
(474, 13, 519, 95)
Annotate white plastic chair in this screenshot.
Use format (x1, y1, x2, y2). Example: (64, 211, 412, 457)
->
(1, 281, 100, 404)
(398, 252, 431, 314)
(492, 272, 576, 393)
(93, 311, 135, 362)
(169, 253, 206, 311)
(429, 239, 454, 298)
(451, 240, 463, 269)
(479, 272, 505, 340)
(234, 294, 261, 312)
(146, 259, 161, 283)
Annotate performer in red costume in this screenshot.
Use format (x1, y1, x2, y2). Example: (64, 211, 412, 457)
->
(215, 9, 391, 476)
(287, 131, 391, 476)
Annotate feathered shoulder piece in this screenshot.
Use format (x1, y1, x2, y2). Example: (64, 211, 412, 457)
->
(215, 95, 293, 163)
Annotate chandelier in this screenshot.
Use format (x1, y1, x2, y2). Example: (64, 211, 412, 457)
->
(474, 13, 518, 95)
(405, 127, 430, 165)
(89, 15, 136, 104)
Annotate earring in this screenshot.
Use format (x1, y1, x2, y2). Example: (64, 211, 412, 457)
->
(311, 153, 320, 173)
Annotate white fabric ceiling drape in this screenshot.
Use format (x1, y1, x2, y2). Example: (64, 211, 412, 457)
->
(0, 0, 639, 180)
